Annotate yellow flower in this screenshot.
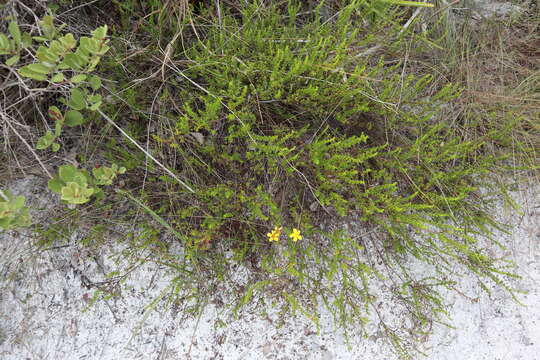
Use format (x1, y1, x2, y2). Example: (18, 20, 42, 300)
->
(267, 226, 283, 242)
(267, 231, 279, 242)
(289, 228, 302, 242)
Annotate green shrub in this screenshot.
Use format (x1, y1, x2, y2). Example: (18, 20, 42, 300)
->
(97, 1, 526, 353)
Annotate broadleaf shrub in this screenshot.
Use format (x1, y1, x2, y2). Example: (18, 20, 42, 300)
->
(48, 164, 125, 204)
(0, 190, 31, 230)
(1, 12, 114, 204)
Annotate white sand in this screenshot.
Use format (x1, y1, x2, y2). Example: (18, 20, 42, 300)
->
(1, 176, 538, 359)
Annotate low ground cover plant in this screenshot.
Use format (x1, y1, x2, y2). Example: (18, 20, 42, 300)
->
(1, 0, 538, 357)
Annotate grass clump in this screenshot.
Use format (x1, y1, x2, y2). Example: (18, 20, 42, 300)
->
(1, 0, 538, 357)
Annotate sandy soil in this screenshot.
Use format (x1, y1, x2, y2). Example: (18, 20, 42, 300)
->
(0, 176, 538, 360)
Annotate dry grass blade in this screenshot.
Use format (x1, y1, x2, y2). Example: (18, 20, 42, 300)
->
(97, 109, 195, 193)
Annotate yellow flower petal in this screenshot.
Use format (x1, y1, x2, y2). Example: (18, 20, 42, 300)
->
(266, 225, 285, 242)
(289, 228, 302, 242)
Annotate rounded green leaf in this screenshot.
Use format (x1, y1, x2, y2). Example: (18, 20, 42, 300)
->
(61, 182, 94, 204)
(0, 192, 31, 230)
(37, 45, 60, 63)
(80, 37, 99, 53)
(36, 130, 55, 149)
(48, 177, 64, 193)
(48, 106, 63, 121)
(91, 26, 108, 39)
(68, 88, 86, 110)
(21, 33, 32, 48)
(59, 165, 79, 183)
(64, 110, 84, 127)
(51, 73, 65, 83)
(26, 63, 52, 74)
(5, 55, 19, 66)
(92, 167, 114, 185)
(58, 33, 76, 50)
(60, 53, 84, 71)
(89, 75, 102, 91)
(12, 196, 25, 210)
(8, 22, 21, 45)
(18, 66, 48, 81)
(0, 33, 11, 54)
(71, 74, 87, 84)
(88, 94, 102, 111)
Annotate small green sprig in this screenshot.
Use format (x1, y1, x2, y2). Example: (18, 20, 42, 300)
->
(92, 163, 126, 185)
(0, 190, 31, 230)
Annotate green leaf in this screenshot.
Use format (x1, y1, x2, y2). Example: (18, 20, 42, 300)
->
(48, 177, 64, 193)
(36, 131, 55, 149)
(0, 219, 10, 230)
(92, 187, 105, 201)
(59, 53, 84, 71)
(80, 37, 99, 53)
(88, 75, 101, 91)
(93, 168, 112, 185)
(21, 33, 32, 48)
(18, 67, 48, 81)
(0, 192, 31, 230)
(68, 88, 86, 110)
(5, 55, 19, 66)
(0, 190, 13, 201)
(40, 15, 56, 40)
(0, 203, 10, 215)
(54, 119, 63, 137)
(32, 36, 49, 42)
(51, 73, 65, 83)
(91, 25, 108, 39)
(64, 110, 84, 126)
(51, 143, 61, 152)
(0, 33, 11, 54)
(61, 182, 94, 204)
(48, 106, 63, 121)
(70, 74, 87, 84)
(58, 33, 76, 50)
(59, 164, 79, 183)
(18, 62, 53, 81)
(48, 41, 64, 57)
(36, 46, 59, 63)
(88, 94, 102, 111)
(12, 196, 25, 210)
(93, 44, 110, 57)
(75, 46, 90, 61)
(8, 22, 21, 45)
(28, 62, 52, 74)
(88, 94, 102, 103)
(41, 15, 54, 29)
(88, 102, 102, 111)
